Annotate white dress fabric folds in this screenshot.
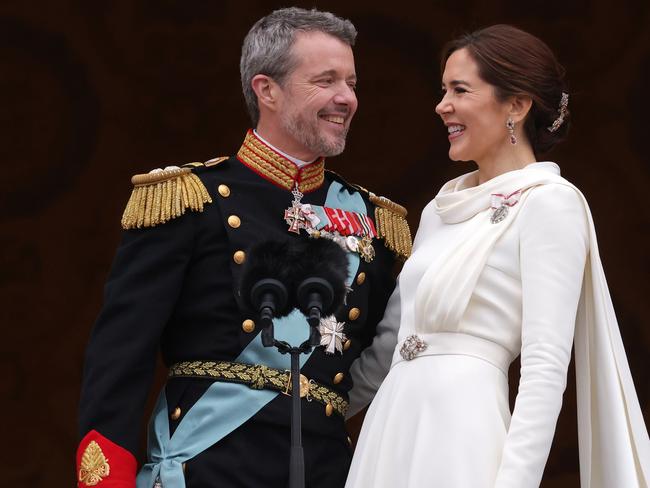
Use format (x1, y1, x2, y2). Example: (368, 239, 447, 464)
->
(346, 162, 649, 488)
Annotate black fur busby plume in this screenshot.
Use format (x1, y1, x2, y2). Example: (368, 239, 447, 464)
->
(239, 240, 298, 318)
(293, 238, 349, 317)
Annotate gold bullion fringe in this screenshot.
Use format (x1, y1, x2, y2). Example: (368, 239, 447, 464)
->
(371, 194, 413, 260)
(169, 360, 348, 417)
(121, 168, 212, 229)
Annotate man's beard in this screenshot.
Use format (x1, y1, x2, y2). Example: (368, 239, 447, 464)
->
(281, 108, 348, 158)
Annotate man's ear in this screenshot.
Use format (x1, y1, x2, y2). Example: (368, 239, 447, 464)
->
(509, 95, 533, 124)
(251, 74, 280, 113)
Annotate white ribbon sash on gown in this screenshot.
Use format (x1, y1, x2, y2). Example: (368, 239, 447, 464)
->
(414, 162, 649, 487)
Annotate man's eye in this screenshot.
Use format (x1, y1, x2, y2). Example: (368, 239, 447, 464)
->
(348, 83, 357, 91)
(317, 78, 333, 86)
(455, 87, 467, 94)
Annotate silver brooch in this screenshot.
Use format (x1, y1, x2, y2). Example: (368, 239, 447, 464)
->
(490, 190, 521, 224)
(399, 334, 427, 361)
(490, 205, 509, 224)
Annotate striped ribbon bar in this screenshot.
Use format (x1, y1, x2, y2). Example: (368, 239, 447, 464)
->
(321, 206, 377, 238)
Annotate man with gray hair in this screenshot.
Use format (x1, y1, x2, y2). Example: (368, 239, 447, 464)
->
(77, 7, 410, 488)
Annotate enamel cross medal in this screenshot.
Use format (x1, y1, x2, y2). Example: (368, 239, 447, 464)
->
(319, 316, 347, 354)
(284, 184, 309, 233)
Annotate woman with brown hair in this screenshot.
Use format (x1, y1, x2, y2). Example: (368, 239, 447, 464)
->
(345, 25, 649, 487)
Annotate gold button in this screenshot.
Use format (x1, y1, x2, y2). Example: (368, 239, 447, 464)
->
(182, 462, 186, 473)
(218, 184, 230, 197)
(347, 436, 352, 446)
(227, 215, 241, 228)
(344, 339, 352, 351)
(348, 307, 360, 321)
(242, 319, 255, 333)
(325, 403, 334, 417)
(333, 372, 344, 384)
(170, 406, 181, 421)
(233, 250, 246, 264)
(356, 272, 366, 285)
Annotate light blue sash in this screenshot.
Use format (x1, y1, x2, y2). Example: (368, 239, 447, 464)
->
(137, 181, 365, 488)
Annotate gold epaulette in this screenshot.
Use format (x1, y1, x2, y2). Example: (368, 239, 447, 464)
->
(369, 193, 412, 261)
(121, 166, 212, 230)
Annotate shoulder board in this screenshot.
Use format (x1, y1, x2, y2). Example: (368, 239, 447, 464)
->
(181, 156, 230, 170)
(121, 165, 212, 230)
(325, 170, 412, 260)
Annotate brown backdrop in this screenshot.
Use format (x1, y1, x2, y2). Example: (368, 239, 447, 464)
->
(1, 0, 648, 486)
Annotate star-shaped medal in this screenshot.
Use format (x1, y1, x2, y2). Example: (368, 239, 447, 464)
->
(318, 316, 347, 355)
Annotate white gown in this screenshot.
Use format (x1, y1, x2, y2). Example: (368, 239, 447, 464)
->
(346, 163, 649, 488)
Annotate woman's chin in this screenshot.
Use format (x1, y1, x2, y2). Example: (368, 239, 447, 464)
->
(448, 147, 469, 162)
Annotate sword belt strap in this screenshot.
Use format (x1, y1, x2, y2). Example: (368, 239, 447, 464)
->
(168, 360, 348, 417)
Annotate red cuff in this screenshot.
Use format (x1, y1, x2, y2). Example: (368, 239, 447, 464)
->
(76, 430, 137, 487)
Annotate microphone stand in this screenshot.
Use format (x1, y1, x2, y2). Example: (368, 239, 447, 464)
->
(250, 271, 338, 488)
(264, 331, 318, 488)
(251, 278, 311, 488)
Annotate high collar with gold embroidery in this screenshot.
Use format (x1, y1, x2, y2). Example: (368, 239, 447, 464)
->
(237, 130, 325, 193)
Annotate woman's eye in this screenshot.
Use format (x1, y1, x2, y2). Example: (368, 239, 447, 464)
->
(455, 87, 467, 94)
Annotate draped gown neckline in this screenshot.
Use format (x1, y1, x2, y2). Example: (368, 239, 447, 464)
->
(433, 162, 560, 224)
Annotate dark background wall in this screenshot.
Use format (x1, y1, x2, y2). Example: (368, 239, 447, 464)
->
(1, 0, 648, 486)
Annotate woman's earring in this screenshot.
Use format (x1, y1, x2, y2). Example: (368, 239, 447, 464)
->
(506, 117, 517, 145)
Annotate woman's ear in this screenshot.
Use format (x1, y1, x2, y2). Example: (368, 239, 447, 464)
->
(509, 95, 533, 124)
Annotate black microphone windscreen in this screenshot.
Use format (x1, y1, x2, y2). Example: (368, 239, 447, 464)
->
(292, 238, 349, 316)
(239, 240, 299, 317)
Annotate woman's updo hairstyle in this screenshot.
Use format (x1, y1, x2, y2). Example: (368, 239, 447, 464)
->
(441, 25, 569, 155)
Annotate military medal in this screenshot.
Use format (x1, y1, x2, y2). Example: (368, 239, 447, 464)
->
(490, 190, 521, 224)
(357, 236, 375, 263)
(319, 316, 347, 354)
(284, 185, 309, 233)
(283, 184, 378, 262)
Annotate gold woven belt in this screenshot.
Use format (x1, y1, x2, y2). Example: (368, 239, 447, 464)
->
(168, 360, 348, 417)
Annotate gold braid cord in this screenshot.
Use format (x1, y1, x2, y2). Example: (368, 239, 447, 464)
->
(121, 167, 212, 229)
(370, 193, 413, 260)
(169, 360, 348, 417)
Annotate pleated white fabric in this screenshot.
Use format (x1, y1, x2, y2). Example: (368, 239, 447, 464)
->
(346, 162, 649, 487)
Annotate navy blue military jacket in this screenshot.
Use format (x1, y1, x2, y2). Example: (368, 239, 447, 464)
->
(77, 132, 404, 485)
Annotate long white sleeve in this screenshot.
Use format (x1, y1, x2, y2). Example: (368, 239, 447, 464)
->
(346, 282, 401, 418)
(494, 184, 589, 487)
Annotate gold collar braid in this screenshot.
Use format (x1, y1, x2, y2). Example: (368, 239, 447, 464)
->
(237, 130, 325, 193)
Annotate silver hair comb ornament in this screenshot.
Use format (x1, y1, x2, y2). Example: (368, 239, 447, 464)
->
(547, 92, 569, 133)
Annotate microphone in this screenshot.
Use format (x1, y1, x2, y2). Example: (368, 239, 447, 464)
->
(239, 238, 349, 347)
(239, 240, 297, 346)
(293, 239, 349, 345)
(238, 237, 350, 488)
